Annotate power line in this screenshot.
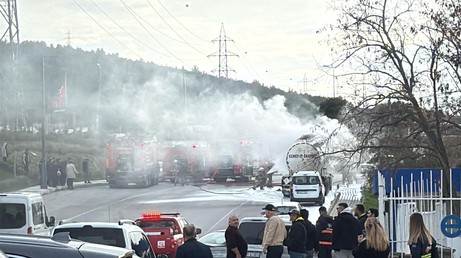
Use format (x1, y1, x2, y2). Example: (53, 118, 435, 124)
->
(71, 0, 143, 59)
(118, 0, 189, 68)
(145, 0, 207, 56)
(88, 0, 171, 58)
(156, 0, 211, 44)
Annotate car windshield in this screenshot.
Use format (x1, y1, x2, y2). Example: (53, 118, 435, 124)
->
(138, 220, 176, 229)
(199, 231, 225, 245)
(292, 175, 319, 185)
(275, 206, 297, 215)
(54, 227, 126, 248)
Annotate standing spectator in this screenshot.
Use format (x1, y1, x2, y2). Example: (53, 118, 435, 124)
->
(50, 158, 60, 187)
(38, 158, 44, 183)
(22, 149, 30, 175)
(354, 204, 367, 232)
(262, 204, 287, 258)
(82, 158, 91, 183)
(1, 142, 8, 162)
(225, 215, 247, 258)
(367, 208, 379, 218)
(300, 209, 319, 258)
(176, 224, 213, 258)
(352, 217, 390, 258)
(316, 206, 334, 258)
(283, 209, 307, 258)
(59, 158, 68, 186)
(332, 203, 361, 258)
(46, 157, 54, 186)
(408, 213, 438, 258)
(65, 159, 79, 190)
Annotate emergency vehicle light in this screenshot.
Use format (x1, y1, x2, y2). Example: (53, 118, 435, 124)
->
(142, 213, 162, 219)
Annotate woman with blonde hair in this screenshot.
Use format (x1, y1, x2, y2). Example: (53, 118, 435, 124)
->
(408, 213, 438, 258)
(352, 217, 390, 258)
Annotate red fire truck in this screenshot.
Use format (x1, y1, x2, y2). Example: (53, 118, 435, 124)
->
(161, 141, 210, 183)
(105, 135, 160, 188)
(209, 139, 259, 182)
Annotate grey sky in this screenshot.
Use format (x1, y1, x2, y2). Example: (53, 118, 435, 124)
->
(18, 0, 337, 95)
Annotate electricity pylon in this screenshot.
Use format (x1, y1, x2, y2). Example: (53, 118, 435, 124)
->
(208, 23, 238, 78)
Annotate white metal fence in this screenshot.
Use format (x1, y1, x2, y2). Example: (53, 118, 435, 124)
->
(377, 169, 461, 258)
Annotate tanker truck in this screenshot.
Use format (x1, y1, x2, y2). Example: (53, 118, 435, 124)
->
(282, 135, 333, 201)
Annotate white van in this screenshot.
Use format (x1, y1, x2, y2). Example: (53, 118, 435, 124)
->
(0, 192, 55, 235)
(289, 171, 325, 205)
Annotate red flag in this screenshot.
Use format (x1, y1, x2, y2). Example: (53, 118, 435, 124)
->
(54, 75, 67, 110)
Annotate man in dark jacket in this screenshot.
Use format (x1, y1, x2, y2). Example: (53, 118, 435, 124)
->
(300, 209, 319, 258)
(354, 204, 367, 232)
(316, 206, 333, 258)
(176, 224, 213, 258)
(225, 215, 247, 258)
(332, 203, 360, 258)
(283, 209, 307, 258)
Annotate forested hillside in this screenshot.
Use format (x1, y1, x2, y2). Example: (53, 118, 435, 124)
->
(0, 41, 333, 140)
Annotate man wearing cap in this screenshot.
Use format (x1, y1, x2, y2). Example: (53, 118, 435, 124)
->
(283, 209, 307, 258)
(262, 204, 287, 258)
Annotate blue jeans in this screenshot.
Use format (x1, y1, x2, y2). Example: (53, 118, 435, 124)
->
(289, 252, 307, 258)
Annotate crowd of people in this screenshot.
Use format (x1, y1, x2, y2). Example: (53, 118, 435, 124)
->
(175, 203, 438, 258)
(40, 157, 92, 189)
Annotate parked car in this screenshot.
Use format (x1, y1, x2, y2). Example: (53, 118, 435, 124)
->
(0, 232, 134, 258)
(198, 229, 226, 258)
(239, 217, 290, 258)
(0, 192, 55, 235)
(52, 220, 167, 258)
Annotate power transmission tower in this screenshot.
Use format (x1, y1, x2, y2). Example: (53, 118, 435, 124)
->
(298, 74, 314, 94)
(208, 23, 238, 78)
(1, 0, 27, 130)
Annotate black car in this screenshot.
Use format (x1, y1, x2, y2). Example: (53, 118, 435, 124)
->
(239, 217, 290, 258)
(0, 232, 135, 258)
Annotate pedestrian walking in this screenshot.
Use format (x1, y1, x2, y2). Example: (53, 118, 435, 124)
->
(225, 215, 248, 258)
(332, 203, 361, 258)
(176, 224, 213, 258)
(65, 159, 79, 189)
(316, 206, 334, 258)
(82, 158, 91, 183)
(300, 209, 319, 258)
(262, 204, 287, 258)
(354, 204, 367, 232)
(408, 213, 438, 258)
(352, 217, 390, 258)
(283, 209, 307, 258)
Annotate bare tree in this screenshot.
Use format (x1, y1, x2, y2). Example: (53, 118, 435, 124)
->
(325, 0, 461, 203)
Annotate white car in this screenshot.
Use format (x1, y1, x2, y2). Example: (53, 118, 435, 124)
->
(52, 219, 167, 258)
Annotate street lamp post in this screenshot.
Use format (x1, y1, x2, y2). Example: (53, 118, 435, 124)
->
(40, 57, 47, 189)
(96, 64, 102, 133)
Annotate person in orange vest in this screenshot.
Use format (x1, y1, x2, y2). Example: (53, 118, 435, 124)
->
(316, 206, 333, 258)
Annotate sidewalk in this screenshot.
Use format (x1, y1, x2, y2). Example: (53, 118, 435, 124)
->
(17, 180, 108, 195)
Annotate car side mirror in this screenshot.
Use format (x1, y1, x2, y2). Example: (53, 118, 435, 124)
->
(195, 228, 202, 235)
(47, 216, 56, 227)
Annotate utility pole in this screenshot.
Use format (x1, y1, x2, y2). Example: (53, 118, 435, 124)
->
(208, 23, 238, 78)
(298, 74, 314, 94)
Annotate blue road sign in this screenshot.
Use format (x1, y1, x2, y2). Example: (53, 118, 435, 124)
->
(440, 215, 461, 238)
